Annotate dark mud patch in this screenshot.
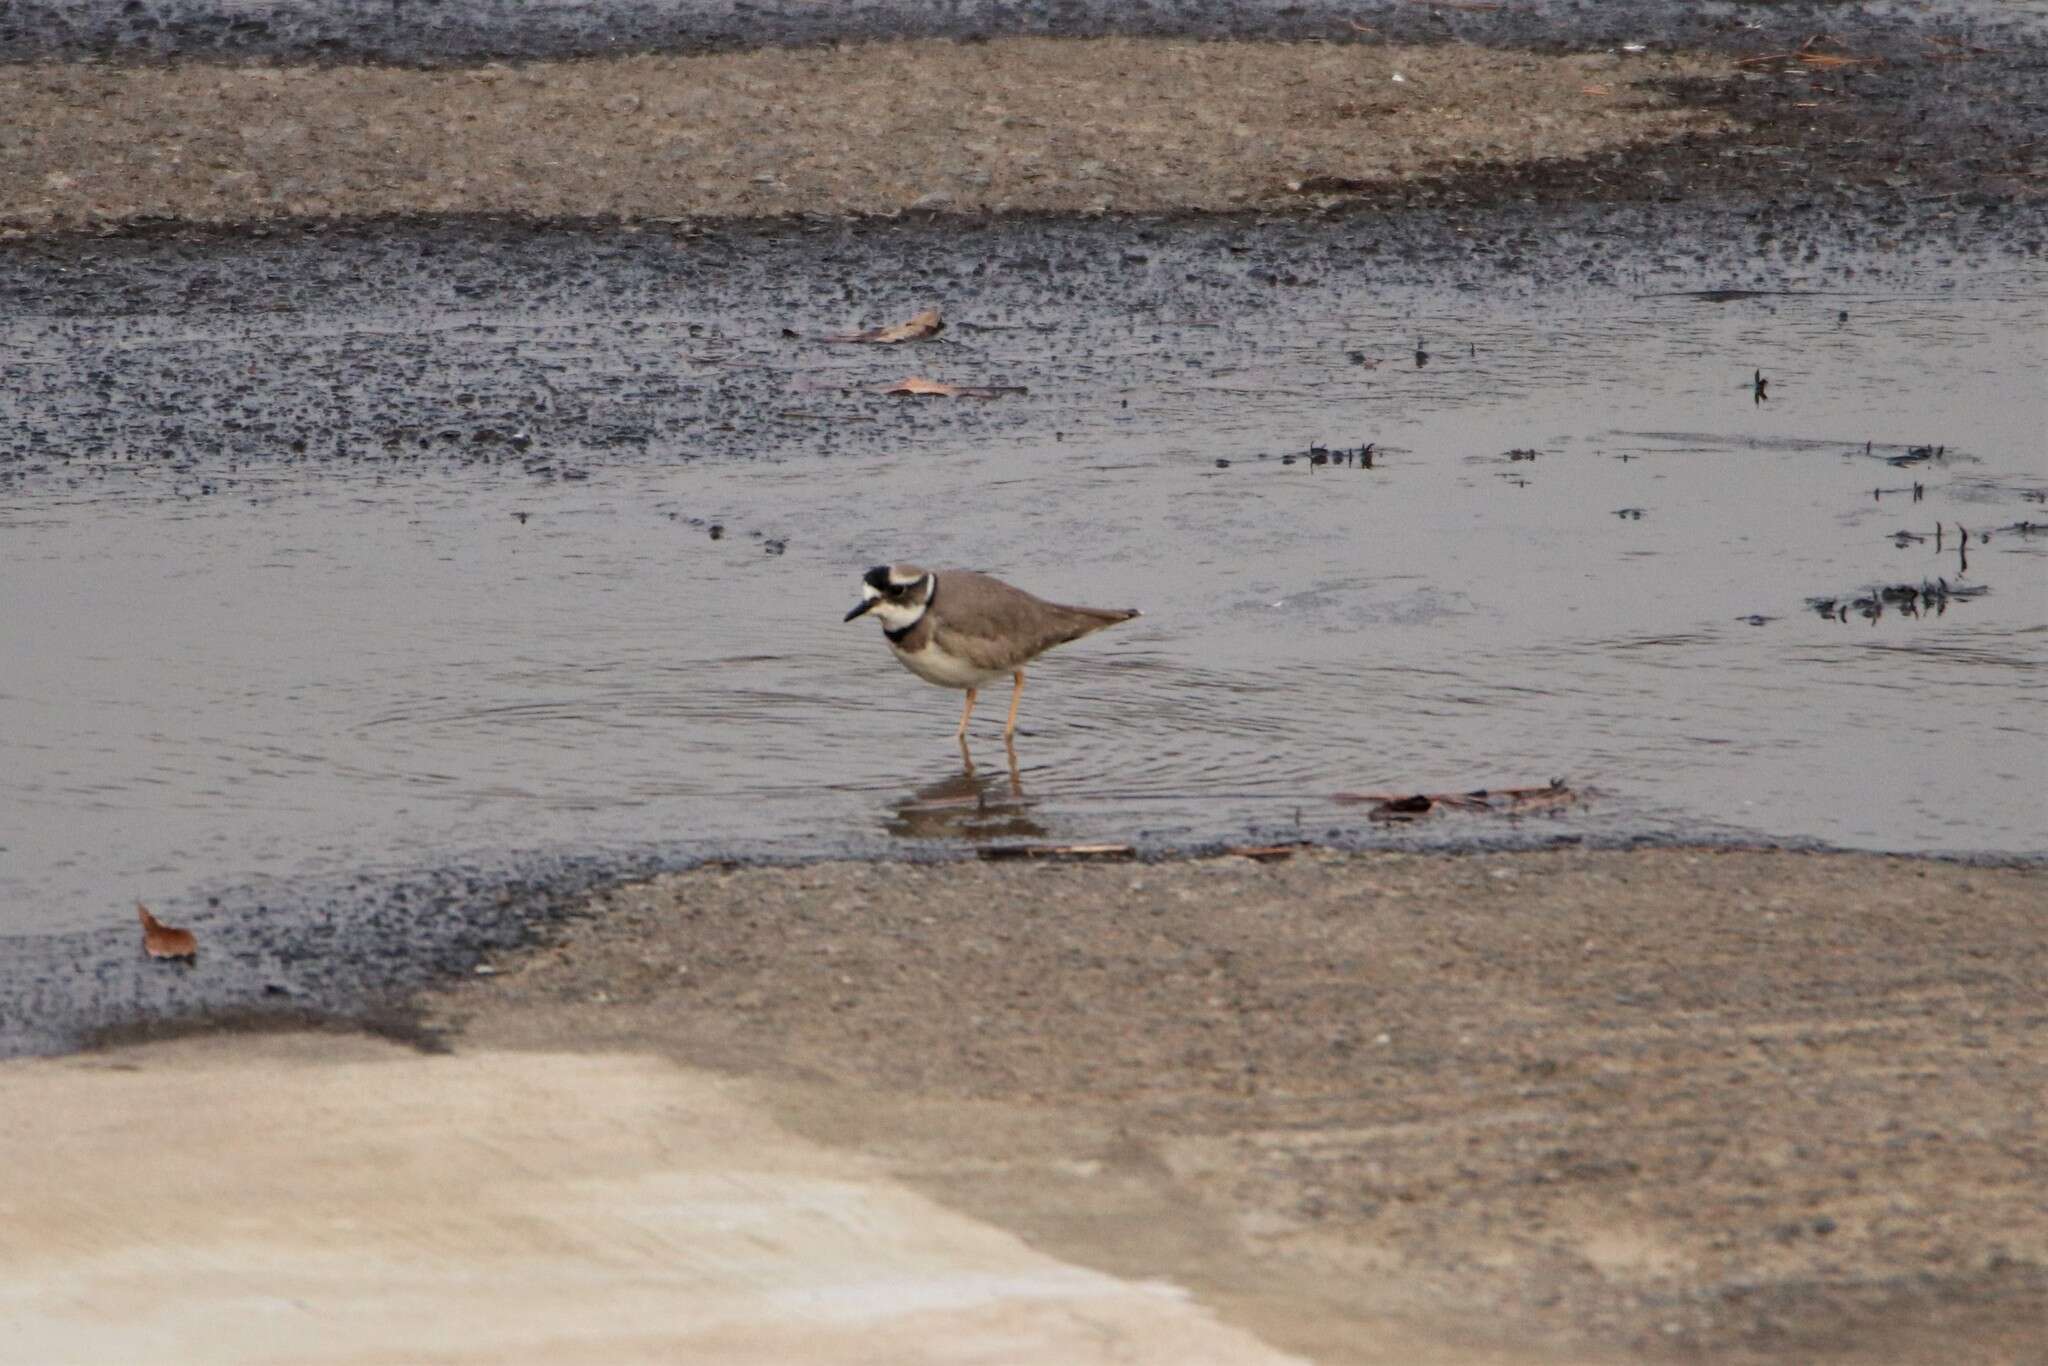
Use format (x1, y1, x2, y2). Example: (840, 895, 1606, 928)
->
(0, 852, 662, 1057)
(2, 200, 2037, 492)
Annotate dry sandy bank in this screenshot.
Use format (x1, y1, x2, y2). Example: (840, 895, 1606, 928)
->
(430, 846, 2046, 1363)
(6, 848, 2040, 1363)
(3, 38, 1729, 229)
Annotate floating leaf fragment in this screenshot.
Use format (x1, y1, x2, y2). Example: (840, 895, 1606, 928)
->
(138, 902, 198, 960)
(827, 307, 945, 344)
(876, 376, 1026, 399)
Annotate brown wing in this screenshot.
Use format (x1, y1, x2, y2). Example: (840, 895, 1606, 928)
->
(930, 570, 1139, 673)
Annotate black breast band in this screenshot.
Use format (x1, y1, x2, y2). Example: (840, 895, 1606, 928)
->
(884, 575, 933, 645)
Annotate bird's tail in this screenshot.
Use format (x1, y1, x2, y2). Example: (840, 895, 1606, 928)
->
(1057, 604, 1141, 640)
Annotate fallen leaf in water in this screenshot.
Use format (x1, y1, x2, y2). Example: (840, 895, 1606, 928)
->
(827, 307, 944, 344)
(876, 376, 1027, 399)
(138, 902, 198, 960)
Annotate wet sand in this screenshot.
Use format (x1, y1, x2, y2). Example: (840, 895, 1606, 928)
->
(12, 847, 2042, 1363)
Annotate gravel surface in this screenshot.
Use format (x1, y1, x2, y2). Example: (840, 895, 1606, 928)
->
(435, 846, 2048, 1364)
(2, 40, 1728, 229)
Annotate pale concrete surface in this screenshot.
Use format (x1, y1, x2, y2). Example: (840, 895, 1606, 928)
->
(0, 1035, 1301, 1365)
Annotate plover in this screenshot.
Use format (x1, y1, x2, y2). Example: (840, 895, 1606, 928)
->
(844, 564, 1139, 745)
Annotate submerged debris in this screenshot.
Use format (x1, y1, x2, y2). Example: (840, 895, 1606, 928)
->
(979, 842, 1134, 861)
(1300, 441, 1377, 469)
(1224, 843, 1314, 862)
(1331, 778, 1579, 822)
(1807, 579, 1988, 622)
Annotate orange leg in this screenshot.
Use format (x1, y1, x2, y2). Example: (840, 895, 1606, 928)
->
(1003, 670, 1026, 741)
(956, 687, 978, 740)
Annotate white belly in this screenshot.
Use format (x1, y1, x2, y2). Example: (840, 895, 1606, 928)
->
(891, 640, 1004, 689)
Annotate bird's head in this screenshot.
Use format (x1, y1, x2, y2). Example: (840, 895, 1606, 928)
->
(844, 564, 936, 629)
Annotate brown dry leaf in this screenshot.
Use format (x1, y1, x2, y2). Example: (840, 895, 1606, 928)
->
(876, 375, 1027, 399)
(827, 307, 944, 344)
(1581, 83, 1614, 96)
(137, 902, 198, 960)
(879, 375, 959, 396)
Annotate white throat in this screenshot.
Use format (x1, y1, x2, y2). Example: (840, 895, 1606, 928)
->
(871, 598, 927, 631)
(863, 576, 931, 632)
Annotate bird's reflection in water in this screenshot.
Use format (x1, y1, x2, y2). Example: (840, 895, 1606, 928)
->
(884, 751, 1043, 842)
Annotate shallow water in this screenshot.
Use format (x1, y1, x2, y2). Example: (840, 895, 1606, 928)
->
(2, 221, 2045, 939)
